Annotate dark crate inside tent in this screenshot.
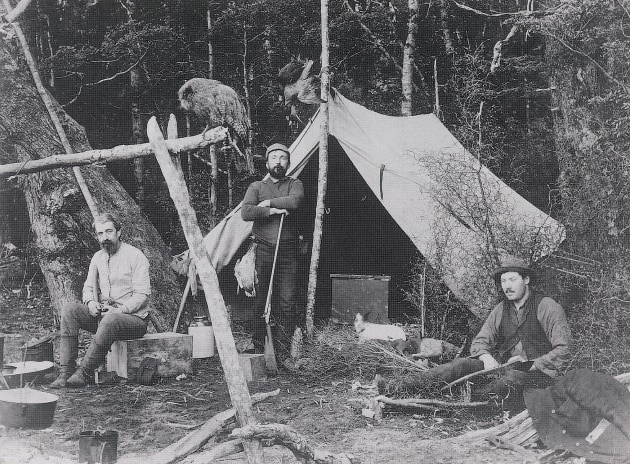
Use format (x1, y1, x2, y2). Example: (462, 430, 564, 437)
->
(330, 274, 390, 324)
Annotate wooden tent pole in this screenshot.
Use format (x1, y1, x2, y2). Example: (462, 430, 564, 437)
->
(147, 117, 264, 464)
(305, 0, 331, 339)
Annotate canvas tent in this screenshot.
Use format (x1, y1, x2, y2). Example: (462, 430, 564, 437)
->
(176, 92, 565, 316)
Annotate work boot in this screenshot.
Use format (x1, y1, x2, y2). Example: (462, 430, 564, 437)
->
(49, 366, 74, 389)
(66, 341, 108, 388)
(66, 366, 90, 387)
(49, 336, 78, 389)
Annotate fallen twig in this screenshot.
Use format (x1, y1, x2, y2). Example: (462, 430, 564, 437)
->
(231, 423, 361, 464)
(375, 395, 488, 410)
(486, 435, 530, 453)
(166, 421, 203, 431)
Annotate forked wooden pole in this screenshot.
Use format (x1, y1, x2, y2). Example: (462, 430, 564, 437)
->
(147, 117, 264, 464)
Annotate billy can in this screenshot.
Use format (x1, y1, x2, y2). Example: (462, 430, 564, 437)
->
(188, 315, 215, 358)
(79, 430, 118, 464)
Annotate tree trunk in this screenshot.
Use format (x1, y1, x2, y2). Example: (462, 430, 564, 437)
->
(545, 11, 628, 255)
(131, 66, 145, 209)
(206, 1, 214, 79)
(433, 58, 441, 119)
(305, 0, 330, 339)
(0, 35, 179, 330)
(208, 144, 218, 228)
(242, 28, 254, 173)
(438, 0, 454, 55)
(401, 0, 418, 116)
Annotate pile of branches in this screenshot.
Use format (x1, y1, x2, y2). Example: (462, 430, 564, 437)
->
(295, 325, 427, 394)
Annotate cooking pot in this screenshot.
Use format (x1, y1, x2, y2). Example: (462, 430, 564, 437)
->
(0, 387, 58, 429)
(3, 361, 54, 388)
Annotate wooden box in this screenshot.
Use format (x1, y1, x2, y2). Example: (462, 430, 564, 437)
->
(238, 353, 267, 382)
(330, 274, 390, 324)
(106, 333, 193, 379)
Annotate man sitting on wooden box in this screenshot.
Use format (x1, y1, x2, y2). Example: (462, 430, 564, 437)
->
(50, 213, 151, 388)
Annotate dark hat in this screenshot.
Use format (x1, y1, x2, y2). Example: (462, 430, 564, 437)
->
(265, 143, 290, 158)
(491, 255, 533, 280)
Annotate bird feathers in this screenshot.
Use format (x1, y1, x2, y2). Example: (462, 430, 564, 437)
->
(178, 78, 250, 145)
(279, 59, 325, 106)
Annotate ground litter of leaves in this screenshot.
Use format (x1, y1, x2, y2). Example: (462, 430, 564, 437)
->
(0, 283, 576, 463)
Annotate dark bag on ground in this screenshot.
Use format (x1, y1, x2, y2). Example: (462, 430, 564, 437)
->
(525, 369, 630, 463)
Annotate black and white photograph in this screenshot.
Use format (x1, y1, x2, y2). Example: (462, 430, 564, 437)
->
(0, 0, 629, 462)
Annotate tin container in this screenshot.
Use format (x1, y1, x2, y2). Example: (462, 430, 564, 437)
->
(24, 335, 54, 363)
(188, 315, 215, 358)
(79, 430, 118, 464)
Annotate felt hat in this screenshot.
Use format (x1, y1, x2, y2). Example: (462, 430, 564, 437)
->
(491, 255, 533, 280)
(265, 143, 291, 158)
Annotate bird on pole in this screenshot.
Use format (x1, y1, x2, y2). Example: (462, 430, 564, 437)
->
(178, 78, 250, 154)
(278, 59, 329, 106)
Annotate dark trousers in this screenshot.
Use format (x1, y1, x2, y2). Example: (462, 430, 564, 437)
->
(60, 302, 148, 368)
(253, 241, 298, 352)
(473, 365, 553, 410)
(399, 357, 553, 410)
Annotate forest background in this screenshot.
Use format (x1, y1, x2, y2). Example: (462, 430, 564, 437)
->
(0, 0, 629, 374)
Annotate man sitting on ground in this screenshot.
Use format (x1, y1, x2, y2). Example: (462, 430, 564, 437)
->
(382, 256, 571, 408)
(50, 213, 151, 388)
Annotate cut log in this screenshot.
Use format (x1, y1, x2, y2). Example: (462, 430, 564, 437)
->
(231, 423, 361, 464)
(147, 117, 264, 464)
(124, 389, 279, 464)
(181, 440, 245, 464)
(106, 333, 193, 379)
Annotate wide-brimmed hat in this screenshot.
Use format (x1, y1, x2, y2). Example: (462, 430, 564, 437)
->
(492, 255, 533, 280)
(265, 143, 290, 158)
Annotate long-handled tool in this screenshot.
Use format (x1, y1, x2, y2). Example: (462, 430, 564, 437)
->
(263, 213, 285, 375)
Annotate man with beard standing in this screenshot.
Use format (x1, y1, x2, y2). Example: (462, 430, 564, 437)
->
(241, 144, 304, 359)
(50, 213, 151, 388)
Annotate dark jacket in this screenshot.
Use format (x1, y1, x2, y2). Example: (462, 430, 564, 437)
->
(241, 176, 304, 245)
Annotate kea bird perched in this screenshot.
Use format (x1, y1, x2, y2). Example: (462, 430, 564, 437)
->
(278, 59, 328, 106)
(178, 78, 250, 149)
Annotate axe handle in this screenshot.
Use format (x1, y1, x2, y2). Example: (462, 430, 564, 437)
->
(263, 213, 285, 323)
(172, 278, 192, 333)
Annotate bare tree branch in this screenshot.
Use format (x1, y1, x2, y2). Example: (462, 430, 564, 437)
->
(544, 29, 630, 93)
(85, 50, 149, 86)
(1, 0, 32, 22)
(490, 25, 519, 73)
(449, 0, 553, 18)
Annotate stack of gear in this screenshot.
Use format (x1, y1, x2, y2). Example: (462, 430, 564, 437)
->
(525, 369, 630, 463)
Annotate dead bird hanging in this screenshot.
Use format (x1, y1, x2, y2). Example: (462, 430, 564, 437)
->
(278, 59, 334, 106)
(178, 78, 250, 154)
